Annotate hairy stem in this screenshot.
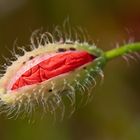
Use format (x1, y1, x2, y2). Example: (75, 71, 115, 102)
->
(104, 43, 140, 61)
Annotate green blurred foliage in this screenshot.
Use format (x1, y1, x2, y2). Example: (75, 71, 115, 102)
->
(0, 0, 140, 140)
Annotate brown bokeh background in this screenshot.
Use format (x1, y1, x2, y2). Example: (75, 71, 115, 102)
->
(0, 0, 140, 140)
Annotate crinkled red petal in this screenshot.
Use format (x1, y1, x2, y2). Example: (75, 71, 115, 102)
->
(11, 51, 96, 90)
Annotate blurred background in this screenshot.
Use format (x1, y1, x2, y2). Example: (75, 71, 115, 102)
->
(0, 0, 140, 140)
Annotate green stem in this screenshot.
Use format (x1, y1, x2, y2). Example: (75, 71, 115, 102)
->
(104, 43, 140, 61)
